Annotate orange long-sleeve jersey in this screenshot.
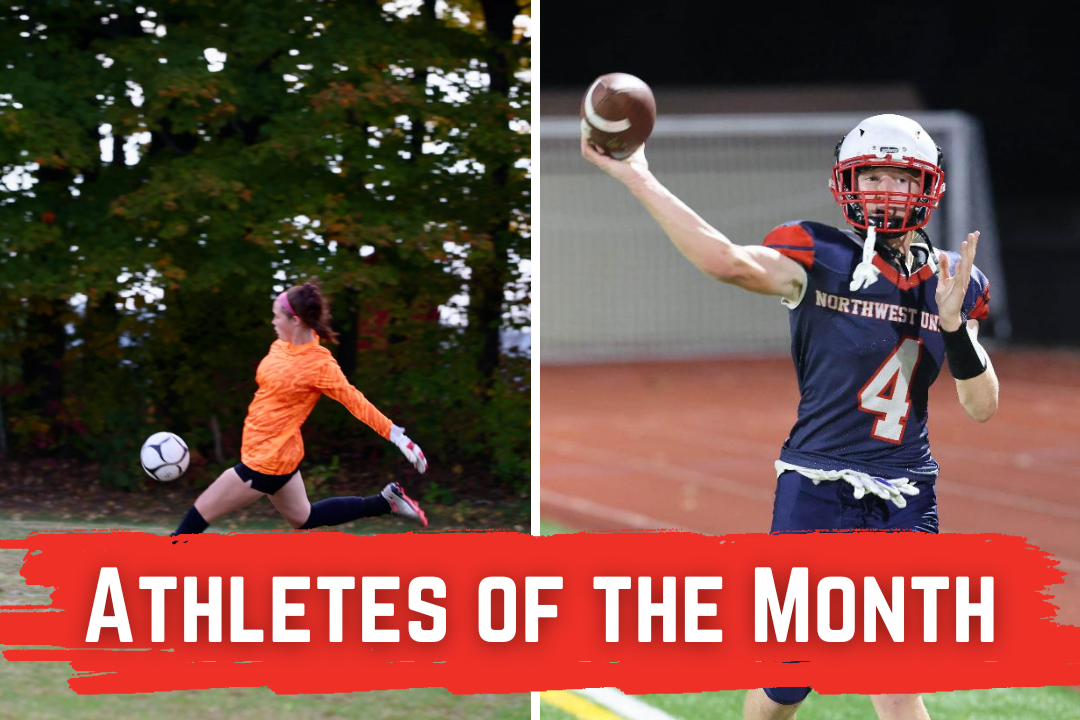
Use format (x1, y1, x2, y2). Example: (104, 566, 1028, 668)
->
(240, 339, 392, 475)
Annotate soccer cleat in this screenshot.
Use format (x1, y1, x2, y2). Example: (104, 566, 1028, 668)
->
(381, 482, 428, 528)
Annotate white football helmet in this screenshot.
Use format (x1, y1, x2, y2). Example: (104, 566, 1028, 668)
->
(829, 114, 946, 233)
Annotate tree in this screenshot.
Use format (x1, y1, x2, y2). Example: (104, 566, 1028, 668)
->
(0, 0, 530, 489)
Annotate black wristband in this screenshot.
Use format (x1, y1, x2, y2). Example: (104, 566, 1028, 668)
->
(941, 322, 987, 380)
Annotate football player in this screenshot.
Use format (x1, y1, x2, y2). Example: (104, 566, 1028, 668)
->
(583, 114, 999, 720)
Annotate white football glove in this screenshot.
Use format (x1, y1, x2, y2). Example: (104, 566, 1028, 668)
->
(390, 424, 428, 474)
(775, 461, 920, 510)
(838, 471, 920, 509)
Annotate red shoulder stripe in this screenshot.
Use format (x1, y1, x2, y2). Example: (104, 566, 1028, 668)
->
(763, 224, 814, 249)
(763, 224, 814, 269)
(969, 284, 991, 321)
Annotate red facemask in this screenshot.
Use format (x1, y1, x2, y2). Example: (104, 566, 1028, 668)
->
(829, 155, 945, 233)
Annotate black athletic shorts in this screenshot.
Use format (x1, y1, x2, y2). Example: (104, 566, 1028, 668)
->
(234, 462, 300, 495)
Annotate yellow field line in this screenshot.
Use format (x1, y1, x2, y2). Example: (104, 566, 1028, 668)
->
(540, 690, 628, 720)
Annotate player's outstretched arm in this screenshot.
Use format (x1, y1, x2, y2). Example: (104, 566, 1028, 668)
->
(317, 361, 429, 473)
(581, 137, 806, 304)
(316, 359, 394, 436)
(936, 232, 999, 423)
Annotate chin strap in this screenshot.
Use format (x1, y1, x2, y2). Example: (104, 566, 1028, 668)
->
(849, 224, 882, 292)
(919, 228, 940, 274)
(925, 248, 940, 274)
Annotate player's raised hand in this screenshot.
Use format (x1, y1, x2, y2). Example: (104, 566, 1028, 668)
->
(936, 231, 980, 332)
(581, 134, 650, 186)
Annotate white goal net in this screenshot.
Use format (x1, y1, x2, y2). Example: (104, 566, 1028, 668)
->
(538, 111, 1007, 364)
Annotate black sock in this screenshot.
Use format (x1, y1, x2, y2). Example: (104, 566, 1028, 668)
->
(170, 506, 209, 537)
(299, 494, 391, 530)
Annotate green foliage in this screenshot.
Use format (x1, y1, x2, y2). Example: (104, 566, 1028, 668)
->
(421, 481, 456, 506)
(0, 0, 530, 491)
(81, 407, 152, 492)
(302, 454, 340, 501)
(302, 326, 529, 488)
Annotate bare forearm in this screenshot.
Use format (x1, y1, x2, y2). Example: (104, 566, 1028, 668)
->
(956, 359, 999, 422)
(583, 139, 803, 300)
(942, 319, 998, 422)
(625, 172, 740, 280)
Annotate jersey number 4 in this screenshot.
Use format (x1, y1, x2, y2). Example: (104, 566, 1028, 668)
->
(857, 337, 924, 444)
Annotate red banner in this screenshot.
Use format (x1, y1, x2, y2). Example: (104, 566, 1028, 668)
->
(1, 530, 1077, 694)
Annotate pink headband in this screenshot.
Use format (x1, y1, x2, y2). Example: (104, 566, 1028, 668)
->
(277, 290, 296, 317)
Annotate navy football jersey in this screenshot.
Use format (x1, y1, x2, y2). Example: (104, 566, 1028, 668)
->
(763, 221, 991, 483)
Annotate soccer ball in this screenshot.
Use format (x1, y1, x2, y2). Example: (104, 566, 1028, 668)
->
(140, 432, 190, 481)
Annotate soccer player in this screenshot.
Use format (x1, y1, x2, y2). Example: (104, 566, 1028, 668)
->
(582, 114, 999, 720)
(170, 280, 429, 536)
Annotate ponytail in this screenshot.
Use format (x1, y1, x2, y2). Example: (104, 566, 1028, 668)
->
(283, 279, 339, 344)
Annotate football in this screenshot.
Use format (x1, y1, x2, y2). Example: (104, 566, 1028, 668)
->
(140, 431, 190, 481)
(580, 73, 656, 160)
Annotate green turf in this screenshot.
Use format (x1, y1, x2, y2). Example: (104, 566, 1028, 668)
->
(642, 687, 1080, 720)
(537, 697, 583, 720)
(537, 519, 578, 536)
(0, 513, 425, 537)
(0, 667, 529, 720)
(532, 520, 1080, 720)
(0, 519, 528, 720)
(536, 682, 1080, 720)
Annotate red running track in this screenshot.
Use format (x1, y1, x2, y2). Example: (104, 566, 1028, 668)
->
(539, 349, 1080, 627)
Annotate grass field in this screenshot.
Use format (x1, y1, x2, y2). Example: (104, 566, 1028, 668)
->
(0, 518, 529, 720)
(534, 524, 1080, 720)
(537, 519, 577, 536)
(539, 688, 1080, 720)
